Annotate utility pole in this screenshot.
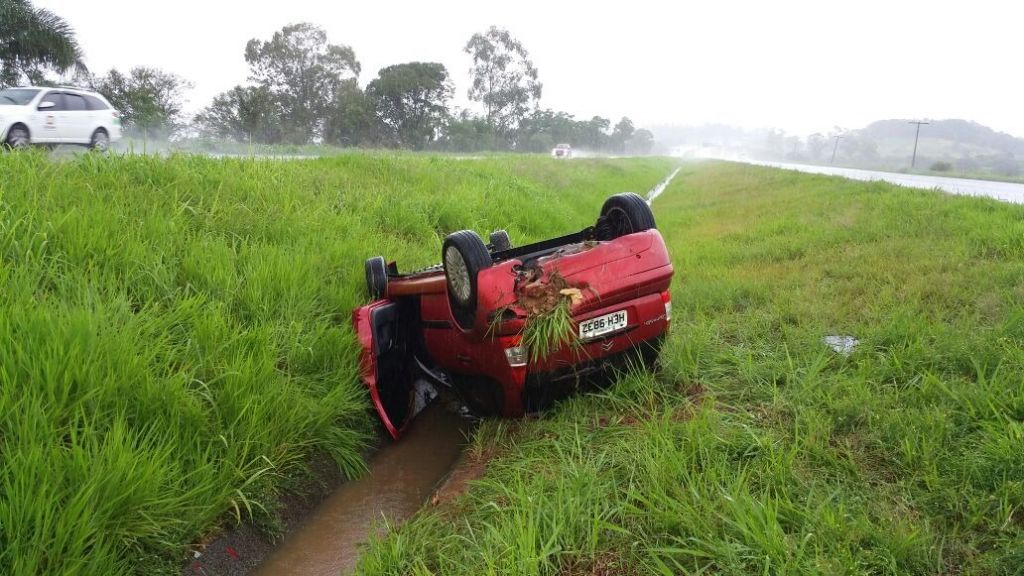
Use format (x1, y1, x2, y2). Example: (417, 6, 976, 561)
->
(830, 135, 844, 165)
(908, 120, 929, 169)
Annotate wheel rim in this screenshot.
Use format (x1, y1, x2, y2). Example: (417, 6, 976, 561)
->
(92, 133, 109, 151)
(444, 246, 472, 303)
(8, 128, 28, 149)
(606, 207, 633, 238)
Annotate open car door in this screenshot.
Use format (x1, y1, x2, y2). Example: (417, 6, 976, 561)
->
(352, 301, 425, 439)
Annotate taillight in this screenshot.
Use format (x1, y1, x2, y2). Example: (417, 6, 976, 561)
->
(661, 291, 672, 322)
(504, 345, 528, 367)
(500, 334, 528, 366)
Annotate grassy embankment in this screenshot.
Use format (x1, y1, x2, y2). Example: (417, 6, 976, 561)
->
(0, 151, 678, 575)
(358, 162, 1024, 575)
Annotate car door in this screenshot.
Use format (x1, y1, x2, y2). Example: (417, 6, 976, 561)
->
(353, 300, 422, 438)
(60, 92, 92, 143)
(32, 91, 65, 143)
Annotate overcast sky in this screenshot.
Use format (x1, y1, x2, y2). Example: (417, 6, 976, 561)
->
(35, 0, 1024, 137)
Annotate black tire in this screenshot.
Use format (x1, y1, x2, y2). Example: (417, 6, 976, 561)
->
(596, 192, 656, 241)
(489, 229, 512, 252)
(4, 124, 30, 150)
(89, 129, 110, 152)
(442, 230, 491, 329)
(365, 256, 388, 299)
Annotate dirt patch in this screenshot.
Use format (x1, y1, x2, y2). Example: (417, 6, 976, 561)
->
(429, 422, 524, 509)
(516, 268, 573, 315)
(557, 552, 641, 576)
(430, 447, 500, 508)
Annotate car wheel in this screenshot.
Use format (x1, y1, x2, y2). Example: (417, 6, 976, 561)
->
(89, 129, 110, 152)
(489, 229, 512, 252)
(596, 192, 656, 240)
(442, 230, 491, 329)
(365, 256, 388, 299)
(4, 125, 30, 150)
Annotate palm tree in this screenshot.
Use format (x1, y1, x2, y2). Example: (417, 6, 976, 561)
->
(0, 0, 86, 87)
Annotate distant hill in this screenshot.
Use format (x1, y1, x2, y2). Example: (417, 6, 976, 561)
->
(857, 119, 1024, 160)
(654, 119, 1023, 176)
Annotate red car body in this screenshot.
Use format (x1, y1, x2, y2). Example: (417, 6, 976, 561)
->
(353, 195, 673, 438)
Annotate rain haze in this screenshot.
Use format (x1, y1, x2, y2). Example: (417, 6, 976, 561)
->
(7, 1, 1024, 575)
(33, 0, 1024, 137)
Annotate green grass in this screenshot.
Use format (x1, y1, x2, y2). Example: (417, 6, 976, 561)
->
(356, 161, 1024, 575)
(521, 298, 579, 362)
(0, 150, 678, 575)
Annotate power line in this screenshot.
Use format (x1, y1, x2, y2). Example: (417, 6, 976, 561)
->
(909, 120, 930, 168)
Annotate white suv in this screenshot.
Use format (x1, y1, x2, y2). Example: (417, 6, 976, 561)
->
(0, 86, 122, 151)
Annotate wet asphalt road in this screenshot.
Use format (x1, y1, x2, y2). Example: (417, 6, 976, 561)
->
(743, 160, 1024, 204)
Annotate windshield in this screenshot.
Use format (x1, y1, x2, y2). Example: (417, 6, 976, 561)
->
(0, 88, 40, 106)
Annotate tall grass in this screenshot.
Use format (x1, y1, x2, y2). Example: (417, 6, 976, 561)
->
(0, 150, 678, 575)
(357, 161, 1024, 576)
(521, 298, 579, 362)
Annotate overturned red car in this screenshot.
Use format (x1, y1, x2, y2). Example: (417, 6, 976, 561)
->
(353, 192, 673, 438)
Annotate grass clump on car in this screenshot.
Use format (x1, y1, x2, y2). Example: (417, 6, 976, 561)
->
(515, 270, 585, 362)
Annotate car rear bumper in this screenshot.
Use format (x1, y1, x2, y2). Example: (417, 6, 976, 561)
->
(524, 334, 664, 412)
(530, 290, 670, 372)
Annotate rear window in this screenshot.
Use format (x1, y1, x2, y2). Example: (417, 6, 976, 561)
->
(64, 93, 88, 111)
(0, 88, 40, 106)
(84, 95, 109, 110)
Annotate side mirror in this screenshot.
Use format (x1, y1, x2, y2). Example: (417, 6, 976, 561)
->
(38, 101, 56, 110)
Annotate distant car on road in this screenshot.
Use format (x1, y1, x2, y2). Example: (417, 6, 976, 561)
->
(0, 86, 122, 151)
(551, 143, 572, 159)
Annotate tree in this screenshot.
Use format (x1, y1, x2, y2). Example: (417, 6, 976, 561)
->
(0, 0, 86, 86)
(784, 135, 803, 160)
(806, 133, 828, 162)
(91, 67, 192, 138)
(516, 109, 579, 152)
(579, 116, 611, 150)
(834, 132, 879, 164)
(194, 85, 282, 143)
(323, 78, 380, 147)
(367, 62, 452, 150)
(244, 23, 359, 143)
(464, 26, 541, 139)
(762, 128, 786, 159)
(611, 117, 635, 153)
(440, 110, 501, 152)
(626, 129, 655, 155)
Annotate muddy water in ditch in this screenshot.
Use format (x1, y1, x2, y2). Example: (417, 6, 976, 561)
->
(251, 403, 470, 576)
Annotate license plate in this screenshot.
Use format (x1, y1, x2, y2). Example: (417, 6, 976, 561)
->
(579, 310, 628, 340)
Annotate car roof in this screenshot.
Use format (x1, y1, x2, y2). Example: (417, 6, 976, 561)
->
(12, 85, 101, 96)
(8, 86, 112, 106)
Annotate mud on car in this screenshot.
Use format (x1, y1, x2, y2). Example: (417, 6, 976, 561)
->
(353, 192, 673, 438)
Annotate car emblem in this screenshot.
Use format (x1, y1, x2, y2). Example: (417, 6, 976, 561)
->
(601, 340, 614, 351)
